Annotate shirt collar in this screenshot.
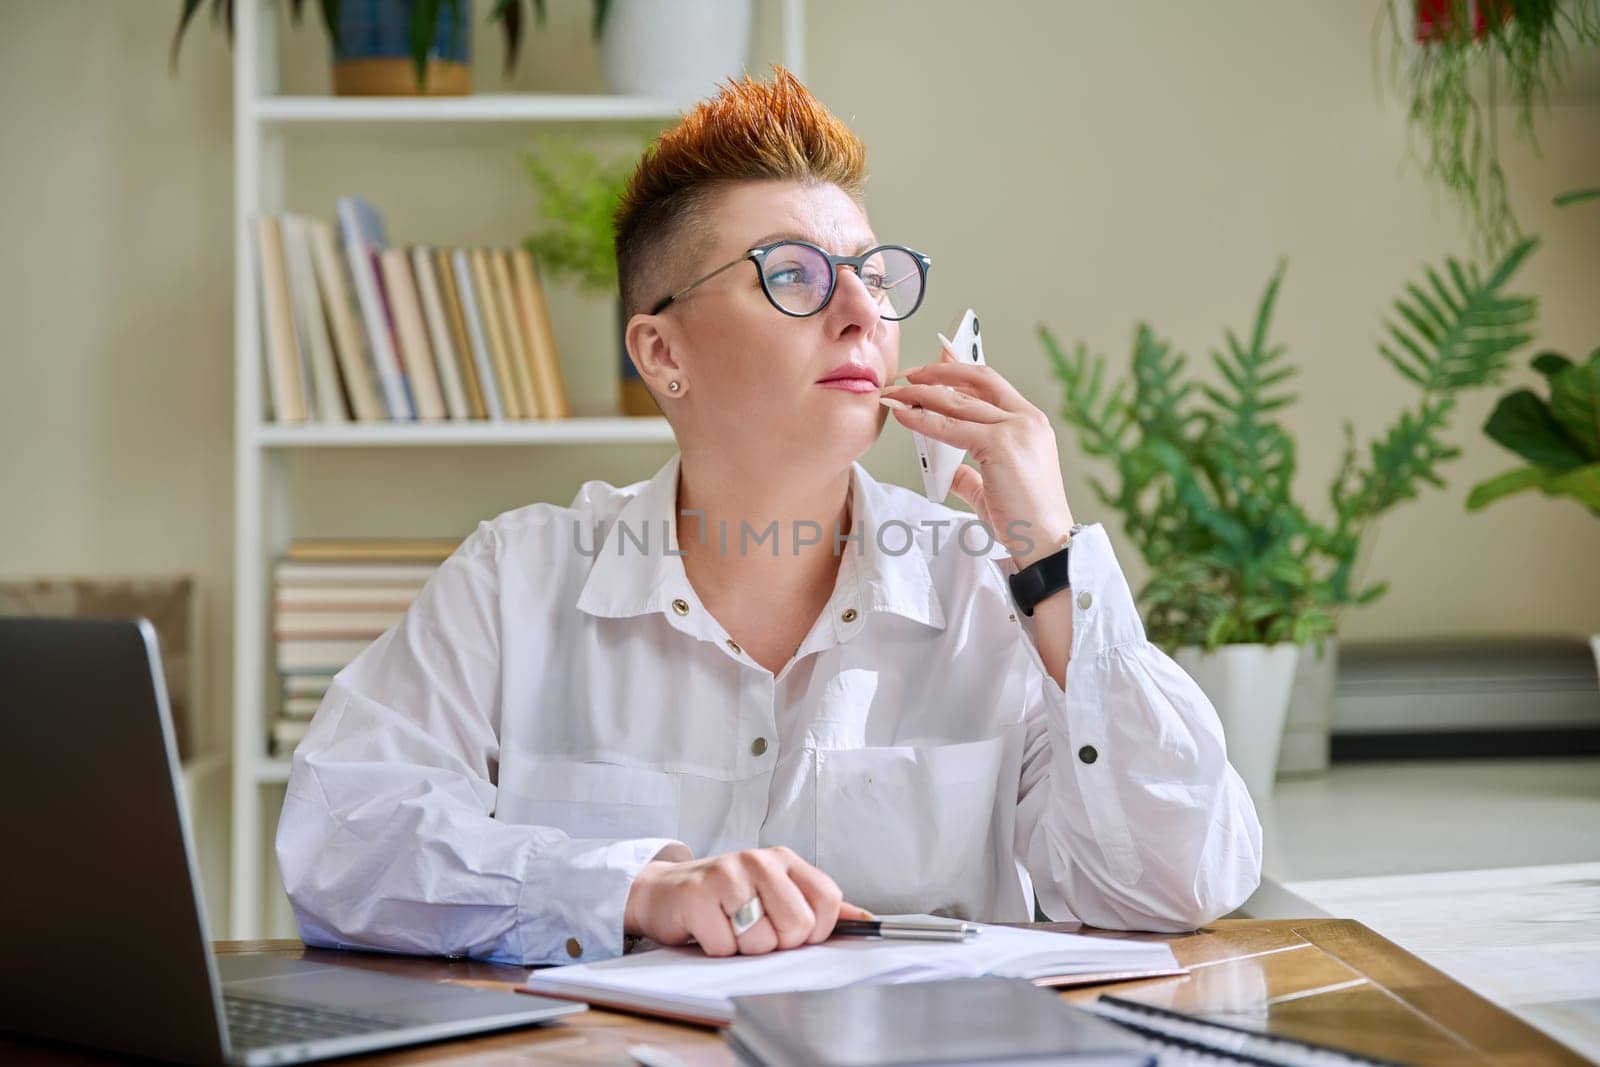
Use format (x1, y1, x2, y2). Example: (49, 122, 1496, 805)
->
(574, 452, 945, 632)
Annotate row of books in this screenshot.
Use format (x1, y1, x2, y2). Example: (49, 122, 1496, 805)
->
(251, 194, 572, 425)
(270, 538, 459, 756)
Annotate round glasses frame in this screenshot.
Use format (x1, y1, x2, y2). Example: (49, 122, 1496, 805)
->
(648, 239, 933, 320)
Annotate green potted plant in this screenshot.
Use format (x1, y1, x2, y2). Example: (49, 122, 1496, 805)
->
(1466, 342, 1599, 675)
(520, 135, 648, 414)
(1375, 0, 1600, 254)
(170, 0, 608, 95)
(1040, 237, 1539, 796)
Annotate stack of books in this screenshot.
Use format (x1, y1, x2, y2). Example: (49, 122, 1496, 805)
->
(250, 194, 572, 425)
(270, 537, 461, 757)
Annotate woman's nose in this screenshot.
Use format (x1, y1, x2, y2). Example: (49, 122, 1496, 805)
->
(831, 265, 883, 326)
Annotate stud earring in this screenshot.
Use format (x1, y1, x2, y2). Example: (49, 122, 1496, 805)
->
(667, 381, 681, 393)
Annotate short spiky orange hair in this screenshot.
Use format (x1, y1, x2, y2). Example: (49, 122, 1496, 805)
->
(613, 66, 868, 320)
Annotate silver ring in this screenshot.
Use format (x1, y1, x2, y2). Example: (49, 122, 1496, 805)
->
(729, 896, 764, 937)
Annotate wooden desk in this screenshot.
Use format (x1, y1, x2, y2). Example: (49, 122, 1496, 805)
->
(3, 921, 1585, 1065)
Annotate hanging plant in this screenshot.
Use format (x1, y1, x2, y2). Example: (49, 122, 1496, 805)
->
(1376, 0, 1600, 254)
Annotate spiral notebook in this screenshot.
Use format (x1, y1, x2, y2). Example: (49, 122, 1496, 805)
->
(1082, 995, 1405, 1066)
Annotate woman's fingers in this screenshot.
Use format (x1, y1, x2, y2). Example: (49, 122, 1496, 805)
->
(685, 891, 741, 957)
(785, 860, 848, 945)
(879, 394, 987, 451)
(669, 848, 877, 956)
(881, 382, 1008, 424)
(911, 339, 1031, 412)
(745, 852, 818, 950)
(732, 912, 780, 955)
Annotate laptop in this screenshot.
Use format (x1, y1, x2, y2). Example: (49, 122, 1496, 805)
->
(0, 616, 585, 1064)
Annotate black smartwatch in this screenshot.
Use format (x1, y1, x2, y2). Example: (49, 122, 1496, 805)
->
(1007, 525, 1084, 617)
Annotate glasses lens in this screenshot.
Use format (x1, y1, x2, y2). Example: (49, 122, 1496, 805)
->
(859, 246, 924, 320)
(761, 242, 834, 315)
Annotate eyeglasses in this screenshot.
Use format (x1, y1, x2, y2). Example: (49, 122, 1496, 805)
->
(649, 239, 932, 320)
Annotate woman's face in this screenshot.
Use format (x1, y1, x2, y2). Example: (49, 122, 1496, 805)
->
(644, 179, 901, 472)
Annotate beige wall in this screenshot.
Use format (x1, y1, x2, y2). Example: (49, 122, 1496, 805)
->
(3, 1, 1598, 781)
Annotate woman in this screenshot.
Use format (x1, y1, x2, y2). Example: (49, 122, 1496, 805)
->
(276, 68, 1262, 967)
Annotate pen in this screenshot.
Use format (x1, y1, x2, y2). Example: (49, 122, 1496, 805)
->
(832, 918, 979, 941)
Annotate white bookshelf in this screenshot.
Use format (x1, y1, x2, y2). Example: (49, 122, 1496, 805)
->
(229, 0, 807, 938)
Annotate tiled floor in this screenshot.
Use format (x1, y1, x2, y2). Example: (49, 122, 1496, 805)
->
(1242, 757, 1600, 1061)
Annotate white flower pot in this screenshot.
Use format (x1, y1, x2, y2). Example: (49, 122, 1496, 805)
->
(600, 0, 755, 108)
(1174, 643, 1300, 804)
(1277, 637, 1339, 778)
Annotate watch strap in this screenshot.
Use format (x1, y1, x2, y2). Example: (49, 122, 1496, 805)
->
(1008, 526, 1083, 617)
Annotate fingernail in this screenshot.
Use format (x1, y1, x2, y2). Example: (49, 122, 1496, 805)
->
(936, 332, 957, 359)
(878, 396, 911, 411)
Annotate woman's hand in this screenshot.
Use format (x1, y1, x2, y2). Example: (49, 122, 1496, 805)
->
(623, 846, 874, 956)
(879, 337, 1076, 566)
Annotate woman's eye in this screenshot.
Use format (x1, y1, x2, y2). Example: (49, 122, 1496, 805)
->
(768, 267, 809, 286)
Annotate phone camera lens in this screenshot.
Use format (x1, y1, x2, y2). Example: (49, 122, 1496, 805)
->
(970, 342, 980, 362)
(972, 317, 980, 335)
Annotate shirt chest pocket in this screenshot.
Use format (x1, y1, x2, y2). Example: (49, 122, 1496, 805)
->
(813, 724, 1021, 919)
(497, 755, 681, 842)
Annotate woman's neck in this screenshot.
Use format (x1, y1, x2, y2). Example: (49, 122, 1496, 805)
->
(673, 449, 855, 612)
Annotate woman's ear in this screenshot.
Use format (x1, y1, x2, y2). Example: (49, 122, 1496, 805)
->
(625, 312, 686, 395)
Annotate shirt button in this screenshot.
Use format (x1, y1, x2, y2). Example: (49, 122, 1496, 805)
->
(1076, 591, 1093, 611)
(565, 937, 582, 958)
(840, 607, 858, 623)
(726, 638, 743, 655)
(751, 737, 769, 756)
(1078, 745, 1098, 764)
(671, 598, 689, 615)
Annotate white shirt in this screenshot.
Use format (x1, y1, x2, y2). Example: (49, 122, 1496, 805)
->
(276, 451, 1262, 966)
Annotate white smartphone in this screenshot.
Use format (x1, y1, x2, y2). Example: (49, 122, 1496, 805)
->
(912, 307, 986, 502)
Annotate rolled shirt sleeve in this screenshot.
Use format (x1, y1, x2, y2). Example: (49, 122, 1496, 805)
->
(1004, 523, 1264, 931)
(274, 523, 687, 965)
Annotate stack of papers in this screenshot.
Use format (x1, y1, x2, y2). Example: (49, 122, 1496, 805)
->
(521, 918, 1184, 1026)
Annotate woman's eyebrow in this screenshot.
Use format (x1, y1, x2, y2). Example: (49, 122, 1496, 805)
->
(749, 231, 878, 254)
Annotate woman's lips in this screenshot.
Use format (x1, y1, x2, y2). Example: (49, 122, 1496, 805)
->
(817, 378, 880, 393)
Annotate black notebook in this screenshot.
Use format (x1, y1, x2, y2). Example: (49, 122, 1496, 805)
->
(727, 976, 1155, 1067)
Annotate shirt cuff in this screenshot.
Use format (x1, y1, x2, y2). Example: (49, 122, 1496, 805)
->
(999, 523, 1149, 680)
(516, 837, 686, 964)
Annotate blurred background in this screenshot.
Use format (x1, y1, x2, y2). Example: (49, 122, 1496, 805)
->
(1, 0, 1597, 1053)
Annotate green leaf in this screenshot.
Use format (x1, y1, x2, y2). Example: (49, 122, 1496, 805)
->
(1531, 351, 1573, 381)
(319, 0, 341, 42)
(1354, 580, 1390, 605)
(410, 0, 443, 88)
(1465, 465, 1545, 510)
(1547, 463, 1600, 515)
(1547, 352, 1600, 459)
(1380, 238, 1539, 394)
(1554, 187, 1600, 208)
(169, 0, 208, 73)
(1482, 389, 1590, 472)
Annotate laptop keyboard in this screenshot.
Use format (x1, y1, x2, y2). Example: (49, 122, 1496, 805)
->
(224, 993, 402, 1050)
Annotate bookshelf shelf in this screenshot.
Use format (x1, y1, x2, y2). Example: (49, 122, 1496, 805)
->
(256, 93, 685, 125)
(232, 0, 806, 941)
(255, 417, 674, 447)
(258, 759, 293, 785)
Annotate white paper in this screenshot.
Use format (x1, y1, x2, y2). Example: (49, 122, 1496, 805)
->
(521, 916, 1180, 1025)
